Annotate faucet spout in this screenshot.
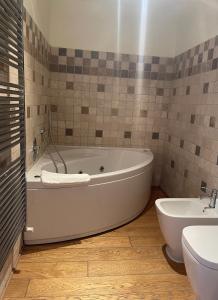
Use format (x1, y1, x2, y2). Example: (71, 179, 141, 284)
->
(209, 189, 218, 208)
(201, 186, 218, 212)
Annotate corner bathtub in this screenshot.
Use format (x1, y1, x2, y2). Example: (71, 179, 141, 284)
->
(24, 146, 153, 244)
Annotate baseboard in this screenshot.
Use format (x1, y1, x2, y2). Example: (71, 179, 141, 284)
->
(0, 234, 22, 300)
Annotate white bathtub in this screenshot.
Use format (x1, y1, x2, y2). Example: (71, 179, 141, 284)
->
(24, 146, 153, 244)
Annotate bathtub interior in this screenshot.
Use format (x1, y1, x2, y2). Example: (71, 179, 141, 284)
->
(40, 147, 152, 175)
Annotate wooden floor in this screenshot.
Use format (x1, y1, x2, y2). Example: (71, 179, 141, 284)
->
(4, 188, 195, 300)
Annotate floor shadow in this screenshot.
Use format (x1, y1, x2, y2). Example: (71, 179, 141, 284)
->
(22, 238, 82, 255)
(162, 244, 187, 275)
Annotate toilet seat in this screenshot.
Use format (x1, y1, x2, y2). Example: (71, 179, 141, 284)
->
(182, 226, 218, 270)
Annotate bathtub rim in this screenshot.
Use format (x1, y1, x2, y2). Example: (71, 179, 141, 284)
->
(26, 146, 153, 189)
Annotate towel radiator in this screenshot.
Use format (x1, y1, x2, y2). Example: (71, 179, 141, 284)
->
(0, 0, 26, 271)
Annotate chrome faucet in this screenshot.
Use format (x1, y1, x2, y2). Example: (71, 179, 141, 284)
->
(201, 186, 218, 211)
(32, 138, 40, 161)
(209, 189, 218, 208)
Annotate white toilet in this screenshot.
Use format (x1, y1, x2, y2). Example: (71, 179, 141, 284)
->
(182, 226, 218, 300)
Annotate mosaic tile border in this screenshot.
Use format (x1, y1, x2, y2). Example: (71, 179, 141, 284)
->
(23, 4, 218, 80)
(49, 36, 218, 80)
(49, 47, 174, 81)
(23, 6, 51, 69)
(174, 35, 218, 79)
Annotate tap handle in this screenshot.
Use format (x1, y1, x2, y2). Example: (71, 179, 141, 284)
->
(201, 185, 210, 193)
(201, 186, 218, 196)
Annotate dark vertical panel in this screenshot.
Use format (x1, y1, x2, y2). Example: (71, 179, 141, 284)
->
(0, 0, 26, 271)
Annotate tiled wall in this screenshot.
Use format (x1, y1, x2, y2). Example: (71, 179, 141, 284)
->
(161, 36, 218, 196)
(49, 48, 174, 184)
(23, 3, 174, 184)
(23, 6, 218, 193)
(23, 7, 51, 169)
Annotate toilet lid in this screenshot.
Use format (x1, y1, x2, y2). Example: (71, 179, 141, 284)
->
(182, 226, 218, 270)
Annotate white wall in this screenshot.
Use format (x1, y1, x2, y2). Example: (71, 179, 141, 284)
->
(48, 0, 178, 57)
(175, 0, 218, 55)
(24, 0, 218, 57)
(23, 0, 50, 40)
